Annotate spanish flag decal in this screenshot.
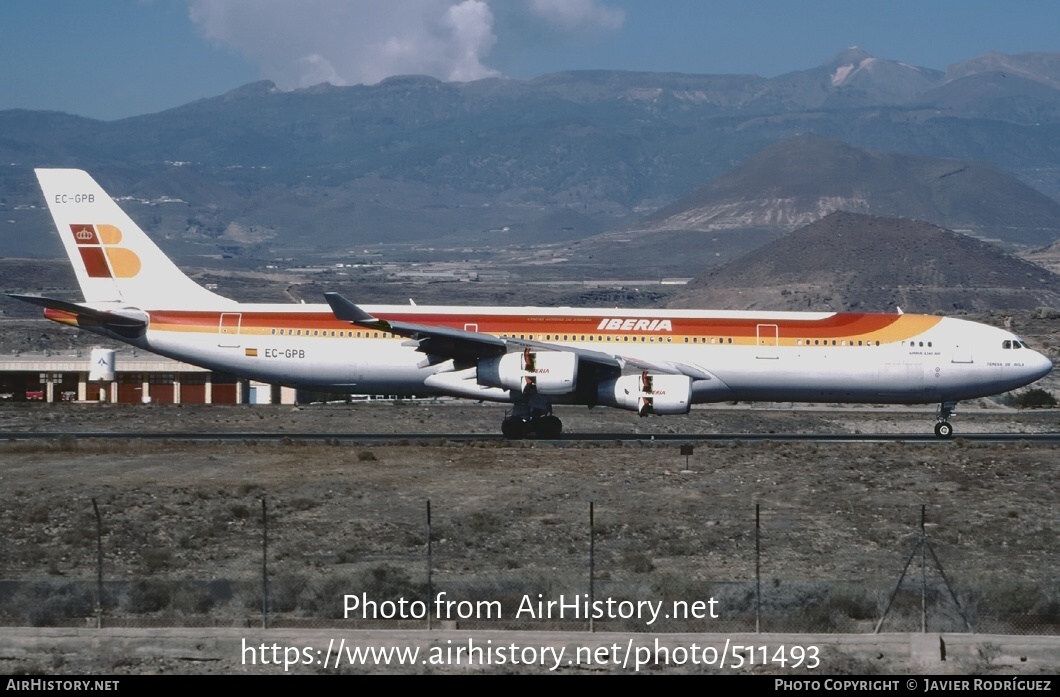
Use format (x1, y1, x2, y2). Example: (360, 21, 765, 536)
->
(245, 348, 258, 357)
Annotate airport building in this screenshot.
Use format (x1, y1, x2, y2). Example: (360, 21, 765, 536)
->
(0, 350, 297, 405)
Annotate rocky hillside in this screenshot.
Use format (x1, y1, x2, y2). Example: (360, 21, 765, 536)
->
(632, 135, 1060, 249)
(669, 211, 1060, 313)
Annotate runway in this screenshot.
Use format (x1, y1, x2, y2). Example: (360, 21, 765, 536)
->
(2, 430, 1059, 444)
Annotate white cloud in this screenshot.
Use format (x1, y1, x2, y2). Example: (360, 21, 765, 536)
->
(189, 0, 500, 88)
(188, 0, 624, 88)
(443, 0, 498, 81)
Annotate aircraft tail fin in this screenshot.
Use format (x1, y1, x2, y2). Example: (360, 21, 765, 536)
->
(34, 169, 229, 309)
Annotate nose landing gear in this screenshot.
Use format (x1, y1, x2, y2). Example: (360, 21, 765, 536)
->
(934, 401, 957, 439)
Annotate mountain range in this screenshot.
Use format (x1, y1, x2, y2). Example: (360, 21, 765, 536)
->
(2, 48, 1060, 264)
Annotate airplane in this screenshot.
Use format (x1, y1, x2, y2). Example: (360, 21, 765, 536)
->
(10, 168, 1054, 439)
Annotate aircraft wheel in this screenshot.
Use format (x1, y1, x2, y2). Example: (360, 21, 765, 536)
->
(501, 417, 527, 440)
(934, 421, 954, 439)
(534, 415, 563, 439)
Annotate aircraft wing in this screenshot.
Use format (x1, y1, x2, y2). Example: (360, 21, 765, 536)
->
(615, 354, 715, 380)
(324, 292, 706, 378)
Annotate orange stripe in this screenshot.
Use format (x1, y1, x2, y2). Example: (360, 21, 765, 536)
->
(144, 310, 941, 344)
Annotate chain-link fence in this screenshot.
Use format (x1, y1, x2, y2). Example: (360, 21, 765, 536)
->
(0, 493, 1056, 634)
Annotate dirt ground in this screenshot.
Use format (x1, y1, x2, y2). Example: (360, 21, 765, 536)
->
(0, 402, 1058, 675)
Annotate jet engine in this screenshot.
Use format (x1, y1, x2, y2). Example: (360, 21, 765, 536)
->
(598, 372, 692, 416)
(477, 348, 578, 395)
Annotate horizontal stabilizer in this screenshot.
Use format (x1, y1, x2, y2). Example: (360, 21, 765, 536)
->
(9, 293, 148, 339)
(8, 294, 148, 328)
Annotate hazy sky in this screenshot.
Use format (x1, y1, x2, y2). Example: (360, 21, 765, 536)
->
(3, 0, 1059, 121)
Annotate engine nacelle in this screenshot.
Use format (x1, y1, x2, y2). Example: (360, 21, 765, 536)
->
(477, 349, 578, 395)
(598, 372, 692, 416)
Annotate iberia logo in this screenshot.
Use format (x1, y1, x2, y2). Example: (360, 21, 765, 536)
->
(69, 224, 141, 279)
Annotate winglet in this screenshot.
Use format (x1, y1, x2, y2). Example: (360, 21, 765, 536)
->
(324, 292, 386, 327)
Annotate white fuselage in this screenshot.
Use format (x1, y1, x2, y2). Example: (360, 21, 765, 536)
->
(77, 302, 1052, 407)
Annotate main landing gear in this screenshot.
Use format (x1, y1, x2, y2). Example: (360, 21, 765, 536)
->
(934, 401, 957, 439)
(501, 405, 562, 439)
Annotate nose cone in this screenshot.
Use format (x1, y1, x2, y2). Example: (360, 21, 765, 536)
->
(1026, 349, 1054, 384)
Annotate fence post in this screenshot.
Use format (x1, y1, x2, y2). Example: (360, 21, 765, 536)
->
(92, 498, 103, 629)
(427, 499, 433, 630)
(589, 501, 595, 633)
(755, 502, 761, 634)
(920, 505, 927, 633)
(261, 496, 268, 630)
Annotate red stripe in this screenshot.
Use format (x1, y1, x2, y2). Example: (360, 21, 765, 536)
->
(146, 310, 913, 338)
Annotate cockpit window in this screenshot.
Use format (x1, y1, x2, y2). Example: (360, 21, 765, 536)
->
(1003, 340, 1012, 349)
(1020, 341, 1031, 349)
